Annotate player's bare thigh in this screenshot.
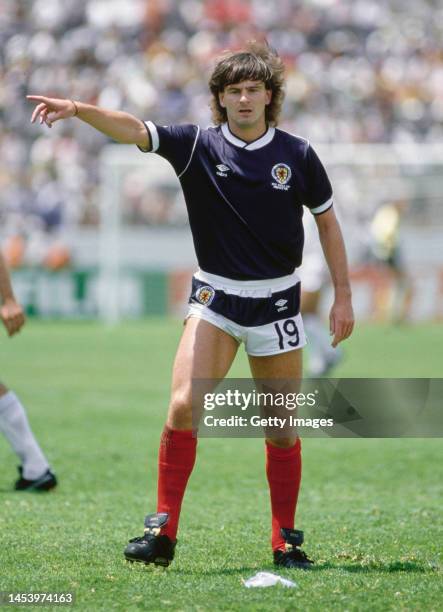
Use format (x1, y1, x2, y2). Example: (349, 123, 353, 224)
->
(248, 348, 302, 448)
(167, 317, 239, 430)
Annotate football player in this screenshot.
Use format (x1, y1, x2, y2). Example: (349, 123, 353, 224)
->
(0, 249, 57, 491)
(28, 41, 353, 567)
(370, 200, 412, 322)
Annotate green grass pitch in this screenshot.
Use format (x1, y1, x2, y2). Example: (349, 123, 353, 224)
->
(0, 320, 442, 610)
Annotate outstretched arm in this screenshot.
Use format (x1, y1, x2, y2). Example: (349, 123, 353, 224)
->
(27, 96, 150, 149)
(0, 251, 25, 337)
(314, 207, 354, 347)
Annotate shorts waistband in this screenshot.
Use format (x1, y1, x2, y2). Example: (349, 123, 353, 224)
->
(194, 268, 300, 291)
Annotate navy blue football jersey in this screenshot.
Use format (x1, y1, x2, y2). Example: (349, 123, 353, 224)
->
(138, 121, 333, 280)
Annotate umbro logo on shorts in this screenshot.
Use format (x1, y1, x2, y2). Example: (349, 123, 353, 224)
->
(216, 164, 230, 177)
(275, 299, 288, 312)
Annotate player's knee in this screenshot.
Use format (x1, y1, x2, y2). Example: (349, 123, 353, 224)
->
(167, 392, 193, 429)
(169, 391, 193, 414)
(0, 383, 10, 397)
(266, 436, 299, 449)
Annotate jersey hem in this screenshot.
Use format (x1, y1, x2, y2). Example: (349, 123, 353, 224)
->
(195, 268, 300, 291)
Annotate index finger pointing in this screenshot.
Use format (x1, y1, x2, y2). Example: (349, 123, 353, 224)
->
(27, 95, 49, 102)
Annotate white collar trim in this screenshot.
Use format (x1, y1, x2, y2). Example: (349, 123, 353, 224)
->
(221, 123, 275, 150)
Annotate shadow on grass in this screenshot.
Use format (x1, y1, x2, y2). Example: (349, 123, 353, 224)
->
(314, 560, 433, 573)
(0, 488, 54, 494)
(170, 561, 437, 577)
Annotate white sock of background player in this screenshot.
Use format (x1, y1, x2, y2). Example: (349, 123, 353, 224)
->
(304, 314, 341, 375)
(0, 390, 50, 480)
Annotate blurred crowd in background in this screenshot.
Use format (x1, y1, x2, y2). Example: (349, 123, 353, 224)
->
(1, 0, 443, 267)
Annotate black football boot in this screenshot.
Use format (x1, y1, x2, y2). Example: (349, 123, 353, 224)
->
(124, 512, 176, 567)
(14, 466, 57, 492)
(273, 528, 314, 569)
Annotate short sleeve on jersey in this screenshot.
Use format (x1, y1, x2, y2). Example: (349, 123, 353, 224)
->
(303, 144, 333, 215)
(137, 121, 200, 177)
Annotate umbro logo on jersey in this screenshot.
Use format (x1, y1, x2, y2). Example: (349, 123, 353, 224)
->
(216, 164, 230, 177)
(275, 298, 288, 312)
(271, 163, 292, 191)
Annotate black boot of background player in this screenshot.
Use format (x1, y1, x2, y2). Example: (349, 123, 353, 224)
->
(14, 466, 57, 492)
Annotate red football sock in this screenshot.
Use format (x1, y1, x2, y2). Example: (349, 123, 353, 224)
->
(266, 438, 302, 551)
(157, 426, 197, 540)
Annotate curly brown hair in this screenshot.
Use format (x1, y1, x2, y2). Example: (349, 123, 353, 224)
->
(208, 41, 286, 127)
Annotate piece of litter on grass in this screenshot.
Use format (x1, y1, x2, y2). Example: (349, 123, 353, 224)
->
(242, 571, 297, 588)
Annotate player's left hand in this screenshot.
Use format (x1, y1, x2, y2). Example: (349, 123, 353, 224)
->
(329, 294, 354, 347)
(0, 299, 26, 337)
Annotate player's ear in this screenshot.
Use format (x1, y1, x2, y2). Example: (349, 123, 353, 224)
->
(265, 88, 272, 106)
(218, 90, 226, 108)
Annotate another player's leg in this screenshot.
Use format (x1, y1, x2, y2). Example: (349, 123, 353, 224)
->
(248, 349, 313, 569)
(391, 267, 413, 324)
(302, 289, 342, 376)
(124, 317, 239, 566)
(0, 383, 57, 491)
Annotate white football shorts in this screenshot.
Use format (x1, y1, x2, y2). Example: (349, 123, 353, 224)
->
(186, 269, 306, 357)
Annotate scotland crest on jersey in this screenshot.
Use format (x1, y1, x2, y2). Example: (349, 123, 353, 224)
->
(271, 163, 292, 191)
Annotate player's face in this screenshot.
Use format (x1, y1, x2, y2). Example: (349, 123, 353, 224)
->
(219, 80, 272, 135)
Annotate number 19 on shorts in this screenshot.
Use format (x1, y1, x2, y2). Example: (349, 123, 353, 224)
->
(274, 319, 300, 350)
